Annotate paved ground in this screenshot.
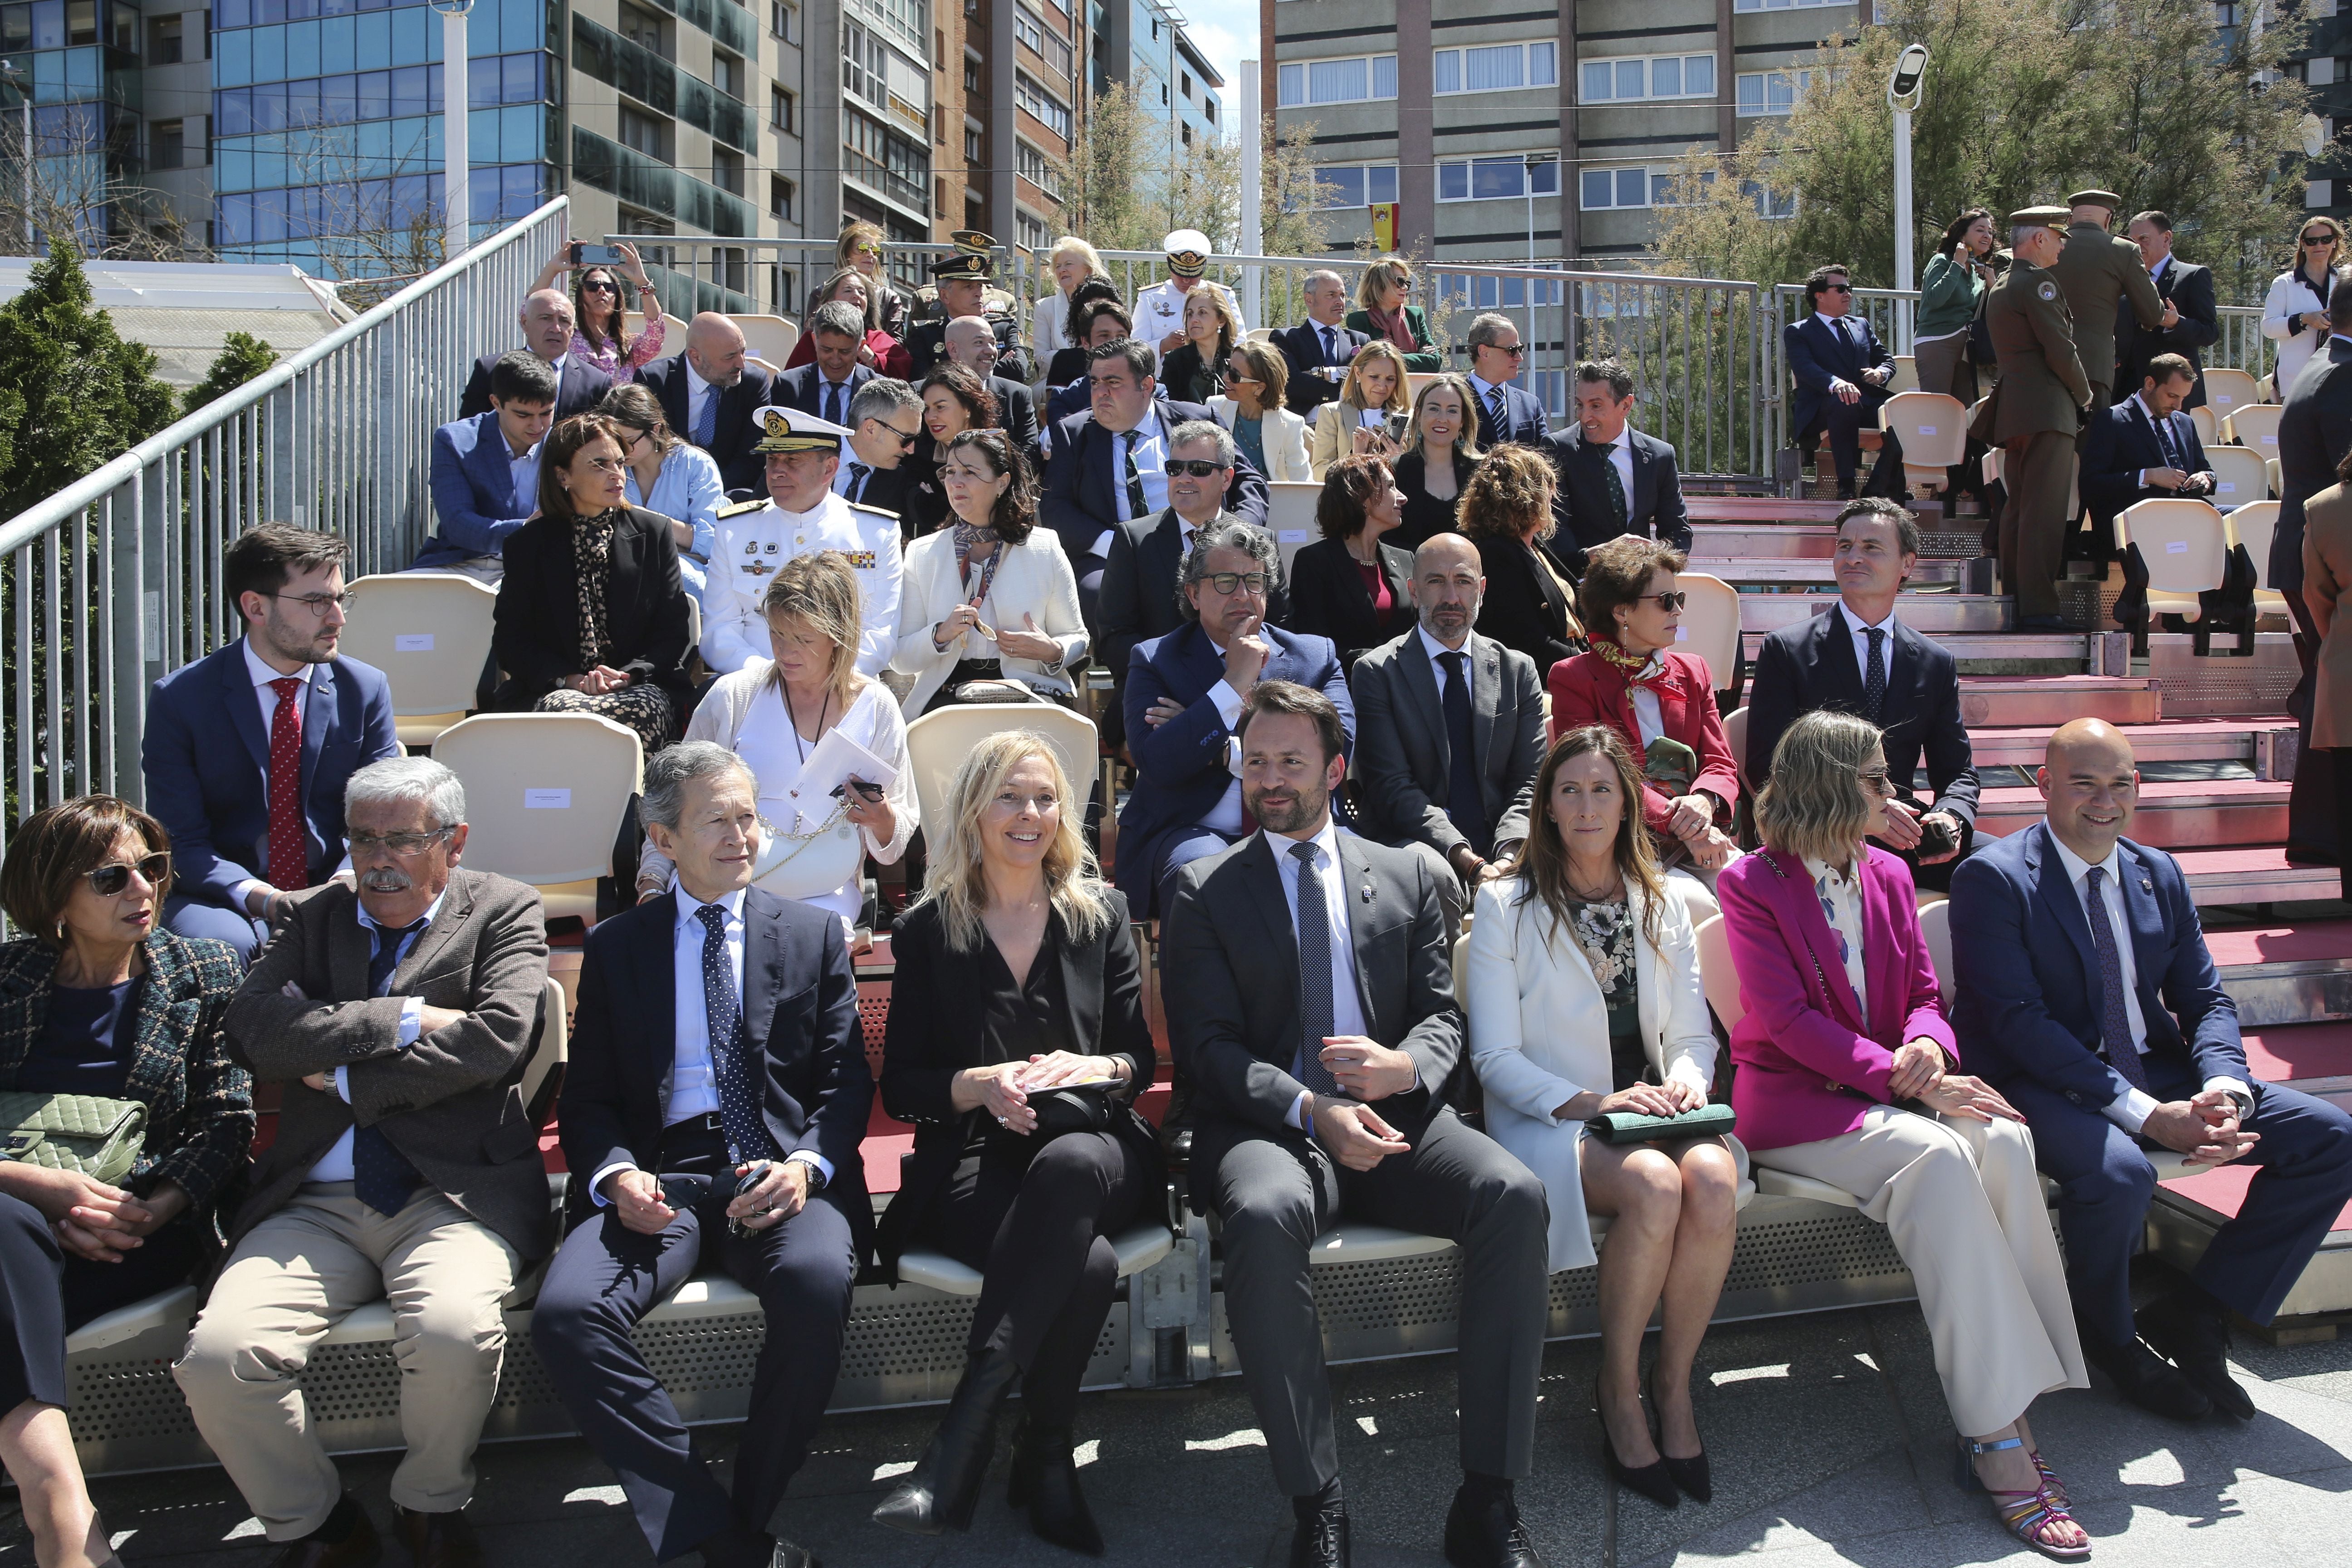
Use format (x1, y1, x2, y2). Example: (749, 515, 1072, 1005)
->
(30, 1292, 2352, 1568)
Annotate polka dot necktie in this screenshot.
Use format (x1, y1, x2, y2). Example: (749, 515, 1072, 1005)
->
(1601, 444, 1629, 529)
(353, 916, 430, 1216)
(1862, 627, 1887, 725)
(1289, 843, 1343, 1099)
(2085, 868, 2152, 1093)
(697, 903, 774, 1162)
(265, 676, 307, 891)
(823, 380, 844, 427)
(693, 385, 717, 448)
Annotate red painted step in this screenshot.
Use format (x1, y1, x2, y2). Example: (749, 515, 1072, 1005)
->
(2205, 921, 2352, 971)
(1974, 779, 2287, 848)
(2173, 846, 2346, 906)
(2160, 1162, 2352, 1233)
(2242, 1021, 2352, 1087)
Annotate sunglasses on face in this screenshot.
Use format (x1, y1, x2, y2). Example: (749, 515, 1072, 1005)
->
(2308, 235, 2339, 247)
(1857, 768, 1893, 794)
(1164, 459, 1228, 477)
(1635, 591, 1687, 612)
(872, 423, 921, 448)
(582, 279, 619, 294)
(86, 853, 169, 897)
(1822, 283, 1854, 294)
(1487, 343, 1528, 357)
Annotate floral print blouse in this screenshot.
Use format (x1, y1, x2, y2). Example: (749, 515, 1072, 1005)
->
(569, 313, 666, 381)
(1565, 898, 1650, 1090)
(1802, 853, 1869, 1016)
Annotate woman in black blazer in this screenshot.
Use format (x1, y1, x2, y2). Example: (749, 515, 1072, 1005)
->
(1391, 372, 1485, 553)
(872, 733, 1161, 1556)
(1288, 453, 1414, 670)
(1462, 444, 1583, 680)
(492, 414, 694, 753)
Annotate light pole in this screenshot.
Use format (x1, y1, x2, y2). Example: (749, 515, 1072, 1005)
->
(431, 0, 472, 263)
(1239, 59, 1260, 327)
(1524, 152, 1556, 263)
(0, 60, 29, 251)
(1886, 44, 1929, 353)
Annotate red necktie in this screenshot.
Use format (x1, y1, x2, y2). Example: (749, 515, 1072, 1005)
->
(265, 676, 307, 890)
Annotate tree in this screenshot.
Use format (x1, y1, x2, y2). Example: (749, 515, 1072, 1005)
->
(0, 234, 178, 519)
(1259, 116, 1335, 260)
(0, 97, 207, 263)
(183, 331, 281, 419)
(1648, 0, 2313, 304)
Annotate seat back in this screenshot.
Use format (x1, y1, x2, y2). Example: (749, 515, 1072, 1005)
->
(1244, 326, 1275, 344)
(1674, 573, 1742, 695)
(2204, 446, 2271, 507)
(626, 310, 692, 346)
(2226, 500, 2283, 590)
(2201, 368, 2262, 421)
(729, 313, 800, 368)
(1692, 913, 1744, 1030)
(1406, 372, 1441, 407)
(338, 573, 498, 724)
(2223, 402, 2284, 455)
(1877, 390, 1965, 466)
(431, 714, 645, 888)
(1266, 481, 1321, 575)
(2116, 499, 2231, 595)
(903, 705, 1099, 846)
(521, 972, 569, 1122)
(1721, 705, 1750, 791)
(1886, 355, 1919, 395)
(2188, 403, 2219, 448)
(1916, 897, 1955, 1014)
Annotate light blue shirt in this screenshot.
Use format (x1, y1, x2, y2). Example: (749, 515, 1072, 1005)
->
(624, 443, 724, 594)
(304, 889, 445, 1185)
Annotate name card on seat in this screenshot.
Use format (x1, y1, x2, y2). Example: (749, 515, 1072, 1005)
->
(525, 789, 572, 809)
(395, 633, 435, 652)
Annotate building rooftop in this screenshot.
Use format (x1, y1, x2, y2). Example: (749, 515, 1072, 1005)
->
(0, 259, 353, 387)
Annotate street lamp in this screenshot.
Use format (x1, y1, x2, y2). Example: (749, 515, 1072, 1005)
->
(430, 0, 472, 263)
(1524, 152, 1557, 263)
(1886, 43, 1929, 352)
(0, 59, 29, 251)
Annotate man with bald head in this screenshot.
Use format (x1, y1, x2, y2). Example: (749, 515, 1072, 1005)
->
(457, 288, 612, 423)
(637, 312, 779, 495)
(1950, 719, 2352, 1424)
(943, 314, 1041, 462)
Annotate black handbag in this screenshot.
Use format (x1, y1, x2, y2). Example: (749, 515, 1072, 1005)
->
(1027, 1081, 1116, 1141)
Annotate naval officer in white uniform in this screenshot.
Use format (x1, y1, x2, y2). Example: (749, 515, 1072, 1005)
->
(702, 405, 905, 676)
(1132, 228, 1246, 367)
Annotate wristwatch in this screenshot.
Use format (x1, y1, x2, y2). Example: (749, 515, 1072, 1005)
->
(786, 1153, 828, 1193)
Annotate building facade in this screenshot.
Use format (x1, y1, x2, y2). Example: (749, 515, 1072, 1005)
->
(1100, 0, 1220, 153)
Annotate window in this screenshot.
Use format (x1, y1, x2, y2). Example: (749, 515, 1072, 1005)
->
(147, 13, 181, 63)
(1015, 69, 1072, 136)
(1017, 139, 1060, 196)
(771, 86, 796, 131)
(1578, 166, 1677, 211)
(1276, 54, 1398, 107)
(1743, 179, 1796, 219)
(966, 126, 983, 162)
(712, 146, 745, 195)
(936, 176, 948, 216)
(1017, 209, 1050, 248)
(712, 51, 745, 101)
(1014, 3, 1045, 54)
(863, 0, 929, 53)
(771, 174, 796, 220)
(1580, 54, 1715, 103)
(936, 27, 946, 66)
(846, 22, 892, 108)
(844, 106, 929, 207)
(1312, 163, 1398, 208)
(1181, 70, 1192, 98)
(965, 60, 982, 93)
(1181, 121, 1192, 145)
(1432, 42, 1556, 95)
(770, 1, 799, 42)
(1438, 156, 1560, 202)
(1736, 69, 1820, 115)
(1205, 96, 1215, 123)
(621, 2, 669, 58)
(152, 119, 185, 169)
(619, 106, 671, 162)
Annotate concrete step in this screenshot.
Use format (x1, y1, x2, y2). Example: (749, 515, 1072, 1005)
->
(2207, 923, 2352, 1029)
(1694, 557, 1967, 588)
(2175, 846, 2346, 906)
(1688, 499, 1850, 525)
(1690, 524, 1835, 559)
(1738, 593, 2014, 635)
(1975, 779, 2288, 848)
(1957, 675, 2164, 729)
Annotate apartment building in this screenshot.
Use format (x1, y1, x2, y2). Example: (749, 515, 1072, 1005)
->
(927, 0, 1083, 257)
(2277, 0, 2352, 222)
(1099, 0, 1220, 152)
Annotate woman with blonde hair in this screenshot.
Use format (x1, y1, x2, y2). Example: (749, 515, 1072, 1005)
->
(1720, 710, 2088, 1560)
(634, 552, 914, 939)
(1393, 371, 1485, 552)
(1469, 726, 1739, 1509)
(2264, 215, 2347, 392)
(837, 219, 911, 336)
(1459, 443, 1580, 674)
(1308, 339, 1412, 479)
(872, 732, 1160, 1554)
(1209, 339, 1311, 481)
(1348, 255, 1441, 371)
(1032, 236, 1108, 366)
(1158, 284, 1245, 405)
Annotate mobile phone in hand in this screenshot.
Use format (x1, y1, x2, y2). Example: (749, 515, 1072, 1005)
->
(570, 242, 627, 267)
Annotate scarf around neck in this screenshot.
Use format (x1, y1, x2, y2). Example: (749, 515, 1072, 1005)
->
(1590, 631, 1668, 687)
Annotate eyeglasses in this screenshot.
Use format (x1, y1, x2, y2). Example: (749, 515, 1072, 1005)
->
(872, 423, 921, 448)
(1486, 343, 1528, 357)
(2308, 235, 2339, 247)
(84, 853, 169, 897)
(1857, 768, 1893, 795)
(582, 279, 619, 294)
(1221, 367, 1260, 385)
(348, 827, 455, 858)
(1198, 571, 1269, 595)
(1822, 283, 1854, 294)
(1164, 458, 1228, 477)
(269, 590, 354, 615)
(1634, 591, 1687, 612)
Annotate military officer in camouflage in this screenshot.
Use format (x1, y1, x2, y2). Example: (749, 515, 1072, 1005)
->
(2050, 188, 2173, 427)
(902, 231, 1037, 383)
(702, 405, 905, 677)
(1985, 206, 2095, 629)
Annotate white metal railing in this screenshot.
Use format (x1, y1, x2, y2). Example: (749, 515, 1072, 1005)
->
(0, 196, 570, 824)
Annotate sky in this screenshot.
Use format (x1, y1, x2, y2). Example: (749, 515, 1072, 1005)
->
(1179, 0, 1258, 132)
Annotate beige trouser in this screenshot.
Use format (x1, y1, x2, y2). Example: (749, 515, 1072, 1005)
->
(1758, 1107, 2087, 1436)
(173, 1186, 521, 1540)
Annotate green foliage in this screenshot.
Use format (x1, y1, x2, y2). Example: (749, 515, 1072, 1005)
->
(0, 234, 179, 519)
(1648, 0, 2313, 304)
(183, 330, 280, 418)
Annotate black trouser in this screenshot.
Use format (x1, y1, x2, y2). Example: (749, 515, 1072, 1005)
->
(0, 1191, 204, 1412)
(1804, 404, 1906, 496)
(920, 1131, 1152, 1425)
(2288, 587, 2342, 859)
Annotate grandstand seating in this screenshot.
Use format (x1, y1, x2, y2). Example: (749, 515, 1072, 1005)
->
(338, 573, 499, 748)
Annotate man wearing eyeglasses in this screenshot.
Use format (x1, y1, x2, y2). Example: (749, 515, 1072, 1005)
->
(1784, 266, 1907, 502)
(1463, 313, 1550, 452)
(830, 377, 924, 538)
(142, 524, 402, 965)
(181, 756, 550, 1568)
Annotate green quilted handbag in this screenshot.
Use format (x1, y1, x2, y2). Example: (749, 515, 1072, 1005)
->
(0, 1093, 147, 1186)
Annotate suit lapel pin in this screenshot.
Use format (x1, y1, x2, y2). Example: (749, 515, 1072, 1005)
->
(2140, 878, 2152, 892)
(1360, 883, 1374, 904)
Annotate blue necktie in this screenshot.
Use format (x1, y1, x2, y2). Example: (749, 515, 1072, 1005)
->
(1438, 651, 1490, 855)
(823, 380, 844, 427)
(353, 917, 430, 1217)
(693, 385, 717, 447)
(1862, 627, 1886, 725)
(697, 903, 774, 1162)
(2085, 867, 2152, 1093)
(1290, 843, 1343, 1098)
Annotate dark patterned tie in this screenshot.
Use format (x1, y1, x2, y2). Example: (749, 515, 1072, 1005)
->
(2084, 868, 2152, 1093)
(1122, 430, 1149, 519)
(1862, 627, 1887, 725)
(1487, 386, 1508, 442)
(1602, 445, 1629, 529)
(353, 916, 431, 1216)
(2149, 408, 2184, 472)
(1438, 652, 1490, 855)
(693, 385, 717, 447)
(847, 461, 869, 502)
(823, 380, 844, 427)
(1322, 326, 1339, 366)
(1290, 843, 1343, 1099)
(265, 677, 307, 891)
(697, 903, 775, 1161)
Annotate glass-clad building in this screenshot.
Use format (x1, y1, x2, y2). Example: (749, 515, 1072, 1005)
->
(0, 0, 148, 247)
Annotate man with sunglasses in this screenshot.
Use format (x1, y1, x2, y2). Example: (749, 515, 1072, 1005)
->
(143, 524, 402, 965)
(831, 377, 923, 536)
(1463, 313, 1550, 452)
(1784, 266, 1907, 502)
(181, 757, 550, 1568)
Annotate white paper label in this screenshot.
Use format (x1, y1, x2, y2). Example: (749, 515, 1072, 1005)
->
(394, 633, 435, 652)
(2217, 482, 2238, 494)
(1918, 425, 1936, 435)
(2262, 435, 2277, 445)
(524, 789, 572, 809)
(2165, 539, 2190, 554)
(1278, 529, 1310, 543)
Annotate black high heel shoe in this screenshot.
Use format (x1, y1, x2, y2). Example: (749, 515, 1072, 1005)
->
(1646, 1362, 1712, 1504)
(1595, 1382, 1678, 1510)
(872, 1347, 1021, 1535)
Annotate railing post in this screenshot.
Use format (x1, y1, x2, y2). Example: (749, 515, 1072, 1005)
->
(127, 466, 167, 807)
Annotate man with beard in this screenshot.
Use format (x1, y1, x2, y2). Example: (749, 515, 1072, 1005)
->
(179, 757, 551, 1568)
(638, 314, 780, 496)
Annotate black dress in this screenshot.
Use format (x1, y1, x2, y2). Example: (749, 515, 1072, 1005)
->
(1471, 529, 1582, 679)
(1392, 449, 1480, 554)
(1287, 536, 1414, 671)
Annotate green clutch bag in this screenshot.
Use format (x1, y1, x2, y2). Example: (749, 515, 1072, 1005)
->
(1584, 1102, 1736, 1146)
(0, 1092, 147, 1186)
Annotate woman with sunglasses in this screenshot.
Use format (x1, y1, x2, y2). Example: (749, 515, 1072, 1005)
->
(2263, 216, 2347, 392)
(532, 241, 664, 382)
(0, 794, 250, 1568)
(784, 269, 915, 379)
(598, 383, 722, 597)
(1208, 340, 1309, 482)
(491, 414, 696, 754)
(1549, 536, 1740, 879)
(838, 220, 911, 338)
(1348, 255, 1441, 372)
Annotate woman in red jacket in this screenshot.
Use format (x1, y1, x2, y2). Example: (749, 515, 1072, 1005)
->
(1548, 537, 1739, 873)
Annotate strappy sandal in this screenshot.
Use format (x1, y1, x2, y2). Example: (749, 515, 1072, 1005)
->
(2029, 1448, 2068, 1507)
(1955, 1436, 2090, 1561)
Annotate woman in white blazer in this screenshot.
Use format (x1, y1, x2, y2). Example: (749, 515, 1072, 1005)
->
(2263, 216, 2346, 393)
(1208, 340, 1311, 482)
(1029, 236, 1106, 369)
(892, 430, 1088, 715)
(1308, 339, 1411, 480)
(1467, 724, 1742, 1510)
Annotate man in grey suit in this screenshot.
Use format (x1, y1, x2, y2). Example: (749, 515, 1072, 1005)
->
(1349, 534, 1546, 934)
(179, 758, 551, 1568)
(2275, 286, 2352, 863)
(1165, 681, 1550, 1568)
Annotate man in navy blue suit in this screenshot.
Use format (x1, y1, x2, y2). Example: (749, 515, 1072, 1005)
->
(456, 289, 612, 423)
(1272, 271, 1371, 417)
(1784, 265, 1906, 500)
(776, 301, 873, 428)
(1117, 521, 1352, 922)
(142, 524, 403, 963)
(1040, 340, 1269, 623)
(1951, 719, 2352, 1423)
(2080, 353, 2217, 562)
(1463, 314, 1549, 452)
(417, 351, 556, 577)
(637, 315, 779, 498)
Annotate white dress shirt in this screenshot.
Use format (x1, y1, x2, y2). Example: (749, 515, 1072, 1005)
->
(1109, 414, 1173, 523)
(1198, 644, 1249, 835)
(2129, 392, 2199, 487)
(304, 890, 443, 1184)
(1269, 818, 1370, 1126)
(1417, 622, 1471, 696)
(1814, 311, 1866, 347)
(1838, 600, 1897, 691)
(1468, 373, 1510, 427)
(2043, 826, 2248, 1132)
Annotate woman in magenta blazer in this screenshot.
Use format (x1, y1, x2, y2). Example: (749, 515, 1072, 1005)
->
(1720, 711, 2089, 1561)
(1548, 538, 1739, 874)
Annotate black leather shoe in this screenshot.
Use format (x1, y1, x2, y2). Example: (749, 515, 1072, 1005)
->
(2078, 1315, 2212, 1422)
(266, 1505, 381, 1568)
(2139, 1294, 2256, 1420)
(1289, 1499, 1349, 1568)
(1007, 1416, 1104, 1555)
(872, 1347, 1022, 1534)
(391, 1505, 483, 1568)
(1442, 1483, 1547, 1568)
(697, 1526, 819, 1568)
(2018, 614, 2076, 632)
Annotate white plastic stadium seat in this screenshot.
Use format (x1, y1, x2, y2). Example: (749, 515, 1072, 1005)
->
(64, 1284, 201, 1355)
(2116, 499, 2230, 632)
(338, 573, 498, 749)
(2223, 403, 2283, 456)
(903, 704, 1098, 846)
(1917, 896, 1955, 1009)
(2188, 403, 2219, 449)
(1266, 481, 1320, 578)
(431, 713, 645, 924)
(2203, 446, 2270, 509)
(899, 1223, 1175, 1294)
(729, 314, 801, 368)
(1692, 914, 1743, 1032)
(1886, 355, 1919, 396)
(1721, 706, 1751, 793)
(2200, 368, 2261, 423)
(1878, 391, 1965, 497)
(2224, 500, 2292, 618)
